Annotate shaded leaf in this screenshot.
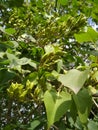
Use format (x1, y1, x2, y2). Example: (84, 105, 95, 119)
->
(0, 69, 16, 85)
(23, 72, 38, 84)
(73, 89, 92, 124)
(70, 97, 77, 122)
(36, 0, 44, 8)
(28, 120, 40, 130)
(8, 0, 24, 7)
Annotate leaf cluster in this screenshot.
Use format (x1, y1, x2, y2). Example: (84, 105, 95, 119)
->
(0, 0, 98, 130)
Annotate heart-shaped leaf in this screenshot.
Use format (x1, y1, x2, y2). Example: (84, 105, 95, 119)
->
(44, 90, 71, 128)
(58, 69, 89, 94)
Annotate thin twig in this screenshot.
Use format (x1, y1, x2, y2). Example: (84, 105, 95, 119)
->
(52, 125, 59, 130)
(91, 110, 97, 118)
(92, 98, 98, 108)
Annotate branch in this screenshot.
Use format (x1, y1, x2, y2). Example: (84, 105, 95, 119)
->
(92, 98, 98, 108)
(7, 99, 12, 123)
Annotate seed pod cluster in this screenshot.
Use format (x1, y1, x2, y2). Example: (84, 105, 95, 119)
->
(7, 80, 41, 102)
(8, 8, 35, 35)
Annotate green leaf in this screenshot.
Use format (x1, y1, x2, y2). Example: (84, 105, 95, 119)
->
(44, 90, 71, 128)
(74, 27, 98, 43)
(57, 59, 63, 73)
(8, 0, 24, 7)
(73, 89, 92, 124)
(94, 0, 98, 5)
(0, 27, 16, 35)
(0, 41, 15, 50)
(0, 69, 16, 85)
(0, 52, 5, 58)
(6, 52, 20, 68)
(58, 0, 68, 5)
(5, 28, 16, 35)
(29, 61, 37, 69)
(4, 41, 18, 48)
(58, 69, 89, 94)
(0, 26, 5, 32)
(23, 72, 38, 84)
(17, 34, 36, 43)
(10, 41, 19, 48)
(18, 57, 31, 65)
(70, 97, 77, 122)
(88, 120, 98, 130)
(3, 125, 11, 130)
(18, 57, 37, 69)
(89, 50, 98, 56)
(6, 52, 37, 69)
(36, 0, 44, 8)
(92, 71, 98, 81)
(0, 59, 9, 65)
(28, 120, 40, 130)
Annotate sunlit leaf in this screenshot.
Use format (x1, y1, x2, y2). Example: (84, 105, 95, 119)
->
(74, 27, 98, 43)
(17, 33, 36, 43)
(0, 27, 16, 35)
(0, 52, 5, 58)
(88, 120, 98, 130)
(5, 28, 16, 35)
(58, 0, 68, 5)
(58, 69, 89, 94)
(92, 71, 98, 82)
(44, 90, 71, 128)
(6, 52, 37, 69)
